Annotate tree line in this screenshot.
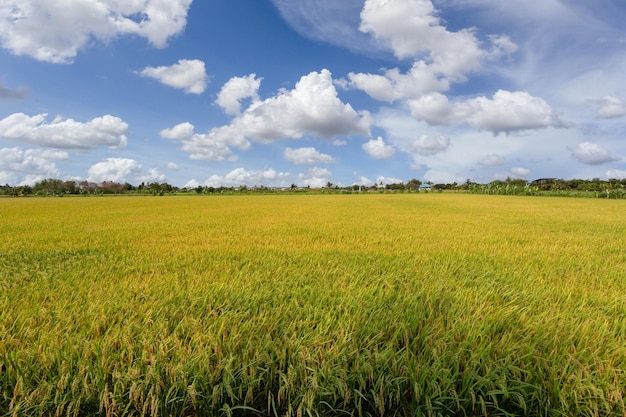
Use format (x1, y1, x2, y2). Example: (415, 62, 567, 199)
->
(0, 179, 177, 197)
(1, 176, 626, 198)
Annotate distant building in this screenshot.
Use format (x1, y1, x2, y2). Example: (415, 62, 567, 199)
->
(530, 178, 557, 185)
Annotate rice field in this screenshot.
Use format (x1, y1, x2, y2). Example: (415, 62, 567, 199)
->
(1, 193, 625, 416)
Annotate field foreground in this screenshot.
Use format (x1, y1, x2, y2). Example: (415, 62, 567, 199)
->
(1, 194, 625, 416)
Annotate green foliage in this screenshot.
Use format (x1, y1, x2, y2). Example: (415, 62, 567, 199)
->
(1, 195, 625, 416)
(2, 176, 626, 198)
(466, 178, 626, 199)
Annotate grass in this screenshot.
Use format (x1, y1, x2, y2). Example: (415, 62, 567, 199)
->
(1, 194, 625, 416)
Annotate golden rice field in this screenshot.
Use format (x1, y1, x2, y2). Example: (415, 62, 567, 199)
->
(1, 194, 625, 416)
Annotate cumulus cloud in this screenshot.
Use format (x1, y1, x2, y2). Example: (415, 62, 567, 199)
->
(605, 169, 626, 179)
(0, 113, 128, 149)
(0, 82, 28, 100)
(0, 146, 68, 185)
(205, 167, 291, 188)
(87, 158, 143, 183)
(284, 147, 335, 165)
(348, 62, 449, 102)
(136, 168, 167, 183)
(569, 142, 621, 165)
(410, 134, 450, 156)
(363, 136, 395, 159)
(355, 175, 374, 186)
(215, 74, 262, 115)
(360, 0, 482, 65)
(183, 179, 200, 189)
(346, 0, 517, 102)
(479, 154, 507, 166)
(461, 90, 562, 133)
(165, 70, 372, 161)
(160, 122, 247, 161)
(298, 166, 332, 188)
(589, 96, 626, 119)
(375, 175, 404, 186)
(230, 69, 371, 142)
(409, 90, 565, 134)
(0, 0, 193, 63)
(137, 59, 208, 94)
(86, 158, 169, 184)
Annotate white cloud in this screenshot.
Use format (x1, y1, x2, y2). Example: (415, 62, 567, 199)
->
(0, 0, 193, 63)
(0, 113, 128, 150)
(215, 74, 262, 115)
(136, 168, 167, 183)
(487, 34, 519, 59)
(423, 169, 465, 184)
(355, 175, 374, 186)
(159, 122, 195, 140)
(138, 59, 208, 94)
(605, 169, 626, 179)
(409, 90, 565, 134)
(86, 158, 171, 184)
(346, 0, 517, 102)
(348, 62, 449, 102)
(375, 175, 404, 185)
(360, 0, 477, 62)
(569, 142, 621, 165)
(231, 69, 371, 142)
(298, 166, 332, 188)
(410, 134, 450, 156)
(462, 90, 562, 134)
(407, 93, 454, 125)
(166, 70, 372, 161)
(183, 179, 200, 189)
(363, 136, 395, 159)
(511, 167, 531, 177)
(204, 167, 291, 188)
(166, 162, 180, 170)
(160, 122, 247, 161)
(589, 96, 626, 119)
(87, 158, 143, 183)
(479, 154, 507, 166)
(284, 147, 335, 165)
(374, 107, 558, 184)
(0, 146, 68, 185)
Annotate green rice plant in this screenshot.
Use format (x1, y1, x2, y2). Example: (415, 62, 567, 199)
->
(1, 194, 625, 416)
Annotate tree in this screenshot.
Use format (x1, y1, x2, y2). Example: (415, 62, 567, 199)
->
(406, 179, 422, 191)
(33, 178, 64, 195)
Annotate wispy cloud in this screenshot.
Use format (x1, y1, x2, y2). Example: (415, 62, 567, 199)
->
(270, 0, 382, 55)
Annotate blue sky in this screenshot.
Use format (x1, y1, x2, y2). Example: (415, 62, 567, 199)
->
(1, 0, 626, 188)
